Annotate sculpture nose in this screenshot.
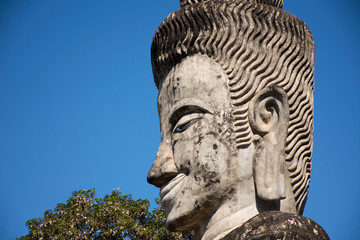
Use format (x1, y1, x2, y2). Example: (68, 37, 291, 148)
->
(147, 143, 178, 188)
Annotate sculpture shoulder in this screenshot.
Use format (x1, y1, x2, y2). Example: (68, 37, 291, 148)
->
(221, 211, 329, 240)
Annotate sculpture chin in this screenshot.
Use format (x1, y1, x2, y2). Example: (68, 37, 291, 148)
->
(166, 212, 195, 232)
(165, 199, 216, 232)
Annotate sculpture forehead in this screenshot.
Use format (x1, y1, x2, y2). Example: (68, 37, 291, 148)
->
(157, 55, 230, 115)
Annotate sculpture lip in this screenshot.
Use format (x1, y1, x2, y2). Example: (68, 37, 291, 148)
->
(160, 173, 186, 202)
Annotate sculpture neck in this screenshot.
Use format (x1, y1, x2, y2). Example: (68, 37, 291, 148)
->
(200, 205, 259, 240)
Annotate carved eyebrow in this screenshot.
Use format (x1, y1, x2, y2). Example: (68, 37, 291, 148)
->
(169, 105, 210, 128)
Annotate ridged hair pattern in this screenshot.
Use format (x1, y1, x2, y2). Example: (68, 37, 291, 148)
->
(151, 0, 314, 215)
(180, 0, 283, 8)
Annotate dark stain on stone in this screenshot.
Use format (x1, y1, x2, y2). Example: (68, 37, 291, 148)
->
(222, 211, 330, 240)
(196, 136, 203, 144)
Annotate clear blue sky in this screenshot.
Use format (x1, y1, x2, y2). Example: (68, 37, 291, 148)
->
(1, 0, 359, 239)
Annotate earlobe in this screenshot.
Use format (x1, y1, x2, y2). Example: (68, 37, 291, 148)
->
(249, 85, 289, 201)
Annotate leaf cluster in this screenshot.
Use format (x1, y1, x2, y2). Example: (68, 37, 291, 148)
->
(18, 189, 193, 240)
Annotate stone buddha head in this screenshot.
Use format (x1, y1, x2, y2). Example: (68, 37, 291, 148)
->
(147, 0, 314, 238)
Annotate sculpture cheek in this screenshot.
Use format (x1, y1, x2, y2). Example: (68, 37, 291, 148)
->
(173, 139, 192, 175)
(172, 119, 205, 173)
(193, 138, 221, 185)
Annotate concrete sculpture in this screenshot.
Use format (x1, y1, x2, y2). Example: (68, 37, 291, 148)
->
(147, 0, 329, 239)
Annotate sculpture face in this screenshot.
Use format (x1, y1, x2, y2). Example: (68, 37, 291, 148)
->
(148, 0, 316, 238)
(148, 54, 299, 238)
(148, 55, 241, 230)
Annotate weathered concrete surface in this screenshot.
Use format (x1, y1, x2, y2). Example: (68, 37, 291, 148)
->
(222, 211, 329, 240)
(147, 0, 327, 239)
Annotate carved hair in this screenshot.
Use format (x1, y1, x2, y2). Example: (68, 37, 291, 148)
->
(180, 0, 283, 8)
(151, 0, 314, 215)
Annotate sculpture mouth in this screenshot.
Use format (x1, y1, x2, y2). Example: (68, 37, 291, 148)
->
(160, 173, 186, 204)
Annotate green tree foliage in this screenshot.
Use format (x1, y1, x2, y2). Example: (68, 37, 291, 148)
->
(18, 189, 193, 240)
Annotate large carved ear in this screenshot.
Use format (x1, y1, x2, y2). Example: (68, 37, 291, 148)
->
(249, 85, 289, 201)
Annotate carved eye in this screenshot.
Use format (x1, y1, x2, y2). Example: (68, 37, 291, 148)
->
(174, 117, 201, 133)
(170, 106, 210, 134)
